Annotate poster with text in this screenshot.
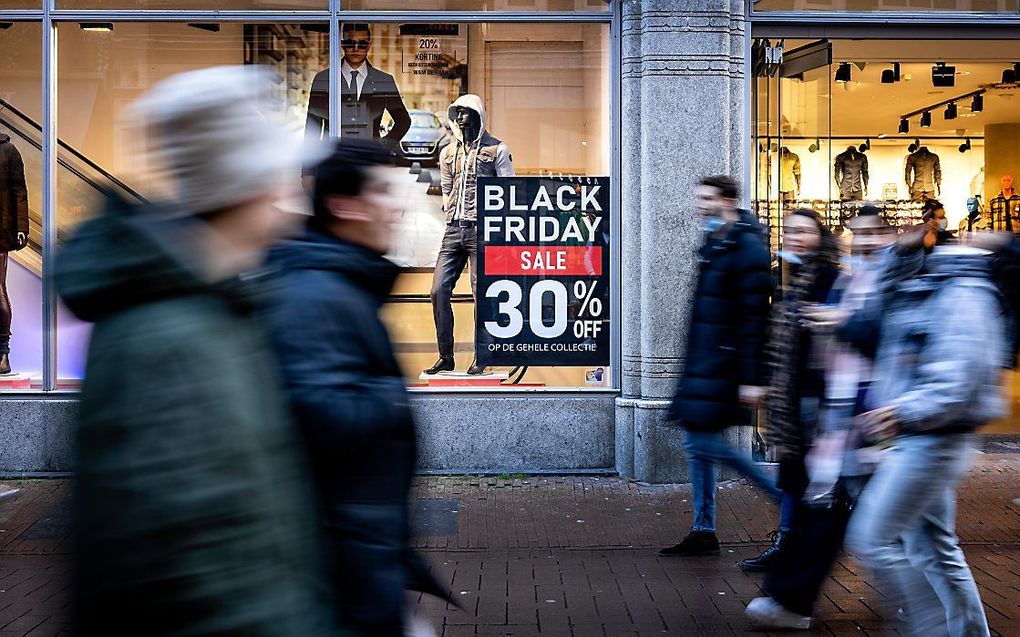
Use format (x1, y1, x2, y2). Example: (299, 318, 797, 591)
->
(476, 176, 610, 367)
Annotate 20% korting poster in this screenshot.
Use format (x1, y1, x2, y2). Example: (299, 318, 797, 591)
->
(475, 176, 610, 367)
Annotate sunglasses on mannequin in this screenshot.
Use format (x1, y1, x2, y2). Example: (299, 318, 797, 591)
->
(342, 39, 371, 50)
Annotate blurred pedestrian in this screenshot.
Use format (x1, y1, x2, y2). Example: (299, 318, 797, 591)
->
(740, 208, 840, 573)
(265, 138, 450, 636)
(921, 199, 953, 248)
(661, 175, 781, 557)
(746, 206, 898, 630)
(844, 234, 1010, 636)
(55, 66, 334, 635)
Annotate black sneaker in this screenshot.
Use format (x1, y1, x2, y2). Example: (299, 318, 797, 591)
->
(739, 529, 792, 572)
(658, 530, 720, 556)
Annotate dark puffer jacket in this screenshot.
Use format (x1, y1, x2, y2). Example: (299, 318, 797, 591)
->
(670, 211, 772, 431)
(265, 227, 451, 636)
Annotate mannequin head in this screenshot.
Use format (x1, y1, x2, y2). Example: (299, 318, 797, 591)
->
(1002, 173, 1014, 193)
(454, 106, 481, 143)
(341, 23, 372, 67)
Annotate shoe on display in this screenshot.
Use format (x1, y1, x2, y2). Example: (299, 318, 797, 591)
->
(658, 530, 721, 557)
(0, 353, 11, 375)
(424, 356, 455, 375)
(466, 357, 485, 375)
(739, 529, 793, 572)
(745, 597, 811, 630)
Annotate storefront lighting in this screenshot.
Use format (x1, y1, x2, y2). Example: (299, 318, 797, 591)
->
(908, 138, 921, 152)
(959, 138, 972, 153)
(834, 62, 852, 83)
(920, 111, 932, 128)
(0, 23, 12, 30)
(1002, 67, 1016, 84)
(972, 93, 984, 112)
(881, 62, 901, 84)
(858, 138, 871, 152)
(808, 138, 821, 152)
(79, 23, 114, 32)
(944, 102, 958, 120)
(898, 118, 909, 134)
(187, 23, 221, 32)
(931, 62, 955, 88)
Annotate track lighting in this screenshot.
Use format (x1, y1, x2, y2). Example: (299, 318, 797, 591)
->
(835, 62, 852, 83)
(808, 138, 821, 153)
(931, 62, 955, 87)
(959, 138, 972, 153)
(881, 62, 901, 84)
(971, 93, 983, 113)
(1003, 67, 1016, 84)
(79, 23, 114, 32)
(858, 139, 871, 153)
(899, 118, 909, 134)
(920, 111, 932, 128)
(908, 138, 921, 153)
(944, 102, 958, 120)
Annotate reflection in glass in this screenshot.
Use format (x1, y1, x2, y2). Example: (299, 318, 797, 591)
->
(754, 0, 1020, 12)
(345, 0, 608, 10)
(58, 0, 324, 9)
(0, 23, 43, 388)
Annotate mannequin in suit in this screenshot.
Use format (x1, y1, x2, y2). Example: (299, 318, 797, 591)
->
(304, 23, 412, 148)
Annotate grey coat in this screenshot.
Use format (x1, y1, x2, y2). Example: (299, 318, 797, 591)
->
(867, 247, 1007, 435)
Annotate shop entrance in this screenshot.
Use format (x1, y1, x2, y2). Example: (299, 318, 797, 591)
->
(751, 35, 1020, 437)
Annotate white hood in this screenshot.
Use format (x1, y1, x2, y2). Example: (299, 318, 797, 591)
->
(447, 94, 487, 145)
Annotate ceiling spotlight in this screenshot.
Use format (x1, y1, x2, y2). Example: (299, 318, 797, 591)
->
(808, 138, 821, 153)
(971, 93, 984, 113)
(920, 111, 932, 128)
(187, 23, 220, 32)
(959, 138, 972, 153)
(79, 22, 114, 32)
(899, 118, 910, 134)
(944, 102, 958, 120)
(931, 62, 956, 87)
(881, 62, 901, 84)
(908, 138, 921, 153)
(835, 62, 852, 83)
(858, 138, 871, 153)
(1004, 69, 1017, 83)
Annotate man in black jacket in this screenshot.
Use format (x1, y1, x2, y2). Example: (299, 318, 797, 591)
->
(266, 139, 447, 636)
(661, 175, 781, 557)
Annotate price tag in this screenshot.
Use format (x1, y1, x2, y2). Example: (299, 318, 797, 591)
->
(476, 176, 611, 367)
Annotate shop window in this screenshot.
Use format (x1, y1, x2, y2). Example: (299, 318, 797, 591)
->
(316, 21, 612, 389)
(343, 0, 609, 10)
(57, 0, 325, 9)
(0, 22, 43, 390)
(56, 21, 328, 386)
(0, 2, 41, 8)
(751, 36, 1020, 438)
(754, 0, 1020, 11)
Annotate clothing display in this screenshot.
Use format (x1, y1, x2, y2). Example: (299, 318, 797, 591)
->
(779, 148, 801, 198)
(833, 146, 868, 201)
(430, 94, 514, 369)
(0, 134, 29, 365)
(988, 190, 1020, 233)
(904, 147, 942, 201)
(304, 61, 411, 145)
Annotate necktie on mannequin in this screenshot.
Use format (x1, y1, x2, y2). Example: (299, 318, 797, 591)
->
(349, 69, 360, 100)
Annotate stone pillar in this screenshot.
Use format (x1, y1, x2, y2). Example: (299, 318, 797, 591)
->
(984, 123, 1020, 202)
(616, 0, 749, 483)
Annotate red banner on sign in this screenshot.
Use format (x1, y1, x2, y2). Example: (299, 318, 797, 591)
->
(484, 246, 602, 276)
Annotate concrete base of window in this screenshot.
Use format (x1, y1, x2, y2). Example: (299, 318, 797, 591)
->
(0, 399, 77, 473)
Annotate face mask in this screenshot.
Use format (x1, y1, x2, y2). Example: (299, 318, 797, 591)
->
(937, 219, 948, 230)
(776, 250, 803, 265)
(701, 216, 726, 234)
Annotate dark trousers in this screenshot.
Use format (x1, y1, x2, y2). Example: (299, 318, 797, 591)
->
(430, 223, 477, 358)
(763, 477, 868, 617)
(0, 253, 11, 354)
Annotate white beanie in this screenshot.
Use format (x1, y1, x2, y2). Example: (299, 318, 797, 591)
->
(127, 65, 322, 214)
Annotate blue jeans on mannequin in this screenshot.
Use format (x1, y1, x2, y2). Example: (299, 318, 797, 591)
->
(682, 429, 782, 532)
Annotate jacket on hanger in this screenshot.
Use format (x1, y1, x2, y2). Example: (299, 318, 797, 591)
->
(834, 148, 868, 197)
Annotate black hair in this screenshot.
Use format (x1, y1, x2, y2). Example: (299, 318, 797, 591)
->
(311, 138, 393, 224)
(699, 175, 739, 200)
(787, 207, 839, 266)
(342, 23, 372, 39)
(921, 199, 945, 222)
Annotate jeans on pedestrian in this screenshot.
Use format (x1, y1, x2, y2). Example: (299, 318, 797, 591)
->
(682, 428, 782, 533)
(846, 434, 989, 637)
(429, 224, 477, 358)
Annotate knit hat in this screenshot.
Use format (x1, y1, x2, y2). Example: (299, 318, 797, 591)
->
(127, 65, 325, 214)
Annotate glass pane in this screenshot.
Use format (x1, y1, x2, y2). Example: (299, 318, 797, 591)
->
(754, 0, 1019, 12)
(56, 22, 328, 386)
(309, 22, 611, 389)
(344, 0, 609, 10)
(0, 2, 41, 8)
(58, 0, 324, 9)
(0, 22, 43, 390)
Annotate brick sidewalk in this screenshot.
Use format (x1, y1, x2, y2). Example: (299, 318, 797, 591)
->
(1, 454, 1018, 636)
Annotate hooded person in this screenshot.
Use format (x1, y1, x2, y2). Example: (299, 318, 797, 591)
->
(54, 66, 336, 636)
(426, 94, 514, 376)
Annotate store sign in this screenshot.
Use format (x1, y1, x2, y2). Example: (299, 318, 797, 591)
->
(401, 24, 464, 78)
(476, 176, 611, 367)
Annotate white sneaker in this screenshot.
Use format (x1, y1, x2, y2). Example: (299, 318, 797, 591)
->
(746, 596, 812, 630)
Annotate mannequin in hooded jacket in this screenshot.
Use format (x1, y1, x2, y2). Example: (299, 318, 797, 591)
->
(426, 95, 513, 376)
(0, 134, 30, 375)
